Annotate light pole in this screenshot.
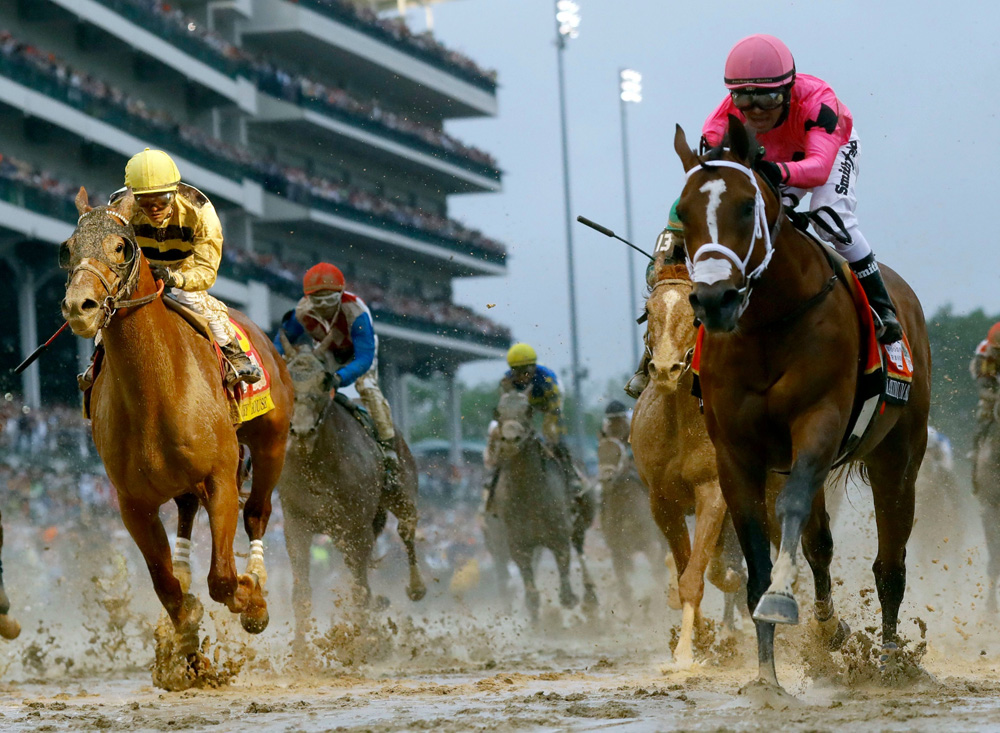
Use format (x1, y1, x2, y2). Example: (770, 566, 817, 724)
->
(619, 68, 642, 362)
(554, 0, 586, 454)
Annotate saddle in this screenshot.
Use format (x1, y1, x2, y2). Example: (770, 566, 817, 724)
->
(82, 296, 274, 426)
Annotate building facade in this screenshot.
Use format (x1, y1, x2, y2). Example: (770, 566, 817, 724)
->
(0, 0, 508, 443)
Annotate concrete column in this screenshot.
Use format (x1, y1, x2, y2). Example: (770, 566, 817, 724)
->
(447, 373, 462, 470)
(17, 269, 40, 409)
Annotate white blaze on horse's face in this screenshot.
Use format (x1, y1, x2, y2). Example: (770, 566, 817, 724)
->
(646, 284, 697, 392)
(691, 179, 735, 286)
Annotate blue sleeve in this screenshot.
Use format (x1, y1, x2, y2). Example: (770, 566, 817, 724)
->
(336, 312, 376, 386)
(273, 311, 305, 354)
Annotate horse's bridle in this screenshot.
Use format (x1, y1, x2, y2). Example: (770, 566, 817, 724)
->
(643, 277, 696, 375)
(66, 209, 163, 330)
(683, 159, 782, 321)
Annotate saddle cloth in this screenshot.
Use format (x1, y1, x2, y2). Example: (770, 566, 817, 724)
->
(689, 246, 914, 468)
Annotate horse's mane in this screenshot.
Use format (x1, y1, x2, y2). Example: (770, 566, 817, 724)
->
(656, 263, 690, 282)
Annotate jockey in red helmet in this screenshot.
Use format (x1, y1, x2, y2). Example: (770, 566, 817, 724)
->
(702, 34, 902, 344)
(275, 263, 399, 471)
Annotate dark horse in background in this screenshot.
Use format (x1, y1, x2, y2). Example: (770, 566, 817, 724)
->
(674, 117, 930, 692)
(278, 334, 425, 646)
(974, 405, 1000, 613)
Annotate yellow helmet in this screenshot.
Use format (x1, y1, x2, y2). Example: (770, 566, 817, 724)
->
(125, 148, 180, 194)
(506, 342, 537, 368)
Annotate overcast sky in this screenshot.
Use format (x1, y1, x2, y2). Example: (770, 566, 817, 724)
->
(415, 0, 996, 394)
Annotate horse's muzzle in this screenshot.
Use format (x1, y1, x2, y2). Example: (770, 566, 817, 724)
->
(689, 282, 742, 333)
(60, 295, 102, 338)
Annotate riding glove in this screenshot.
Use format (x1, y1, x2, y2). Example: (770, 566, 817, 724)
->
(151, 266, 183, 289)
(755, 160, 785, 189)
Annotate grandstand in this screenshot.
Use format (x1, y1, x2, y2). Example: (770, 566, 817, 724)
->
(0, 0, 508, 446)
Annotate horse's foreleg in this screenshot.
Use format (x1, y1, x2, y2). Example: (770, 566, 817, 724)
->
(650, 493, 690, 612)
(553, 541, 579, 610)
(241, 440, 285, 589)
(755, 412, 842, 627)
(867, 447, 919, 645)
(609, 544, 634, 604)
(511, 548, 540, 623)
(120, 499, 189, 627)
(983, 502, 1000, 614)
(342, 529, 375, 608)
(717, 447, 776, 686)
(673, 483, 728, 668)
(801, 491, 850, 649)
(381, 488, 427, 603)
(173, 493, 199, 593)
(204, 473, 268, 632)
(282, 508, 314, 646)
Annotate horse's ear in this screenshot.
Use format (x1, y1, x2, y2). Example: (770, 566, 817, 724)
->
(673, 125, 698, 172)
(726, 114, 752, 164)
(278, 329, 295, 357)
(115, 188, 136, 219)
(74, 187, 91, 216)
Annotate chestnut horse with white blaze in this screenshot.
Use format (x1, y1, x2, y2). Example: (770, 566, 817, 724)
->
(59, 188, 292, 664)
(674, 117, 930, 691)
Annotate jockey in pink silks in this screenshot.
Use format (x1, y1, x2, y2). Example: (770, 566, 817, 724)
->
(701, 33, 902, 344)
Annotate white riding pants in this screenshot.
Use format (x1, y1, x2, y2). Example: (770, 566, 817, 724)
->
(784, 128, 872, 263)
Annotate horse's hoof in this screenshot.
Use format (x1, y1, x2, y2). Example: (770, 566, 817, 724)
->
(407, 582, 427, 602)
(373, 595, 391, 611)
(753, 592, 799, 625)
(0, 615, 21, 640)
(829, 619, 850, 651)
(738, 678, 799, 709)
(240, 607, 269, 634)
(583, 587, 599, 610)
(559, 591, 580, 609)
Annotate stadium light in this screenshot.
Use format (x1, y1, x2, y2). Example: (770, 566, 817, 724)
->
(556, 0, 580, 39)
(620, 69, 642, 104)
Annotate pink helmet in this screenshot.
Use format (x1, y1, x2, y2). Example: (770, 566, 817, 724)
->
(724, 34, 796, 90)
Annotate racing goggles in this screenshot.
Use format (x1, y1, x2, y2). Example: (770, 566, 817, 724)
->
(135, 191, 175, 210)
(310, 291, 342, 309)
(730, 88, 786, 111)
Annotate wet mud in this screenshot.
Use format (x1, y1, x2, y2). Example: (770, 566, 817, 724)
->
(1, 474, 999, 731)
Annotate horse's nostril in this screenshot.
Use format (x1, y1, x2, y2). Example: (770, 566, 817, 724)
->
(669, 363, 683, 377)
(688, 293, 700, 309)
(720, 289, 741, 308)
(648, 362, 658, 376)
(80, 298, 99, 312)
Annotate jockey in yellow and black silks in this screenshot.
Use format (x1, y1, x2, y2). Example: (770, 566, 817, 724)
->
(111, 149, 261, 385)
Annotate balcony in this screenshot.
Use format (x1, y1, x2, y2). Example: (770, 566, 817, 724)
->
(240, 0, 498, 119)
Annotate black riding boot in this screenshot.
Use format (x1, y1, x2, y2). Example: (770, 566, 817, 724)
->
(624, 351, 650, 399)
(851, 253, 903, 344)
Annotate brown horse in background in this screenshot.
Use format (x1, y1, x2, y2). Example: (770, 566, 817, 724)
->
(630, 257, 743, 668)
(675, 117, 930, 692)
(0, 512, 20, 640)
(59, 189, 292, 682)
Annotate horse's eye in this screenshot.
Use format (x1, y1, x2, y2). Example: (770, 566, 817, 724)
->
(742, 200, 755, 217)
(115, 243, 124, 253)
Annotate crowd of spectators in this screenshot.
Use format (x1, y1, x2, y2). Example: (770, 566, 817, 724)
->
(0, 30, 506, 258)
(222, 246, 511, 342)
(98, 0, 498, 172)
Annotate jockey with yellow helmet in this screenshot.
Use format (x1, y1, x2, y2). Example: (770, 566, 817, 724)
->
(971, 323, 1000, 450)
(274, 262, 399, 471)
(702, 34, 902, 344)
(109, 148, 261, 385)
(482, 343, 581, 501)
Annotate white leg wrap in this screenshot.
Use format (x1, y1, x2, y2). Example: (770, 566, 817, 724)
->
(247, 539, 267, 586)
(250, 539, 264, 563)
(173, 537, 192, 565)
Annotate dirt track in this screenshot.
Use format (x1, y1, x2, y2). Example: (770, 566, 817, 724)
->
(1, 473, 999, 731)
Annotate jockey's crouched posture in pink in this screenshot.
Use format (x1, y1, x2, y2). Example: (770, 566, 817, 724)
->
(701, 33, 902, 344)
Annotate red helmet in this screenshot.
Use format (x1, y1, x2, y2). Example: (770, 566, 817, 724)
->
(988, 322, 1000, 348)
(724, 34, 796, 90)
(303, 263, 345, 295)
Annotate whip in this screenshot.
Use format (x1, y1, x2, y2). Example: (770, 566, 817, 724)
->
(12, 322, 70, 375)
(576, 215, 654, 261)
